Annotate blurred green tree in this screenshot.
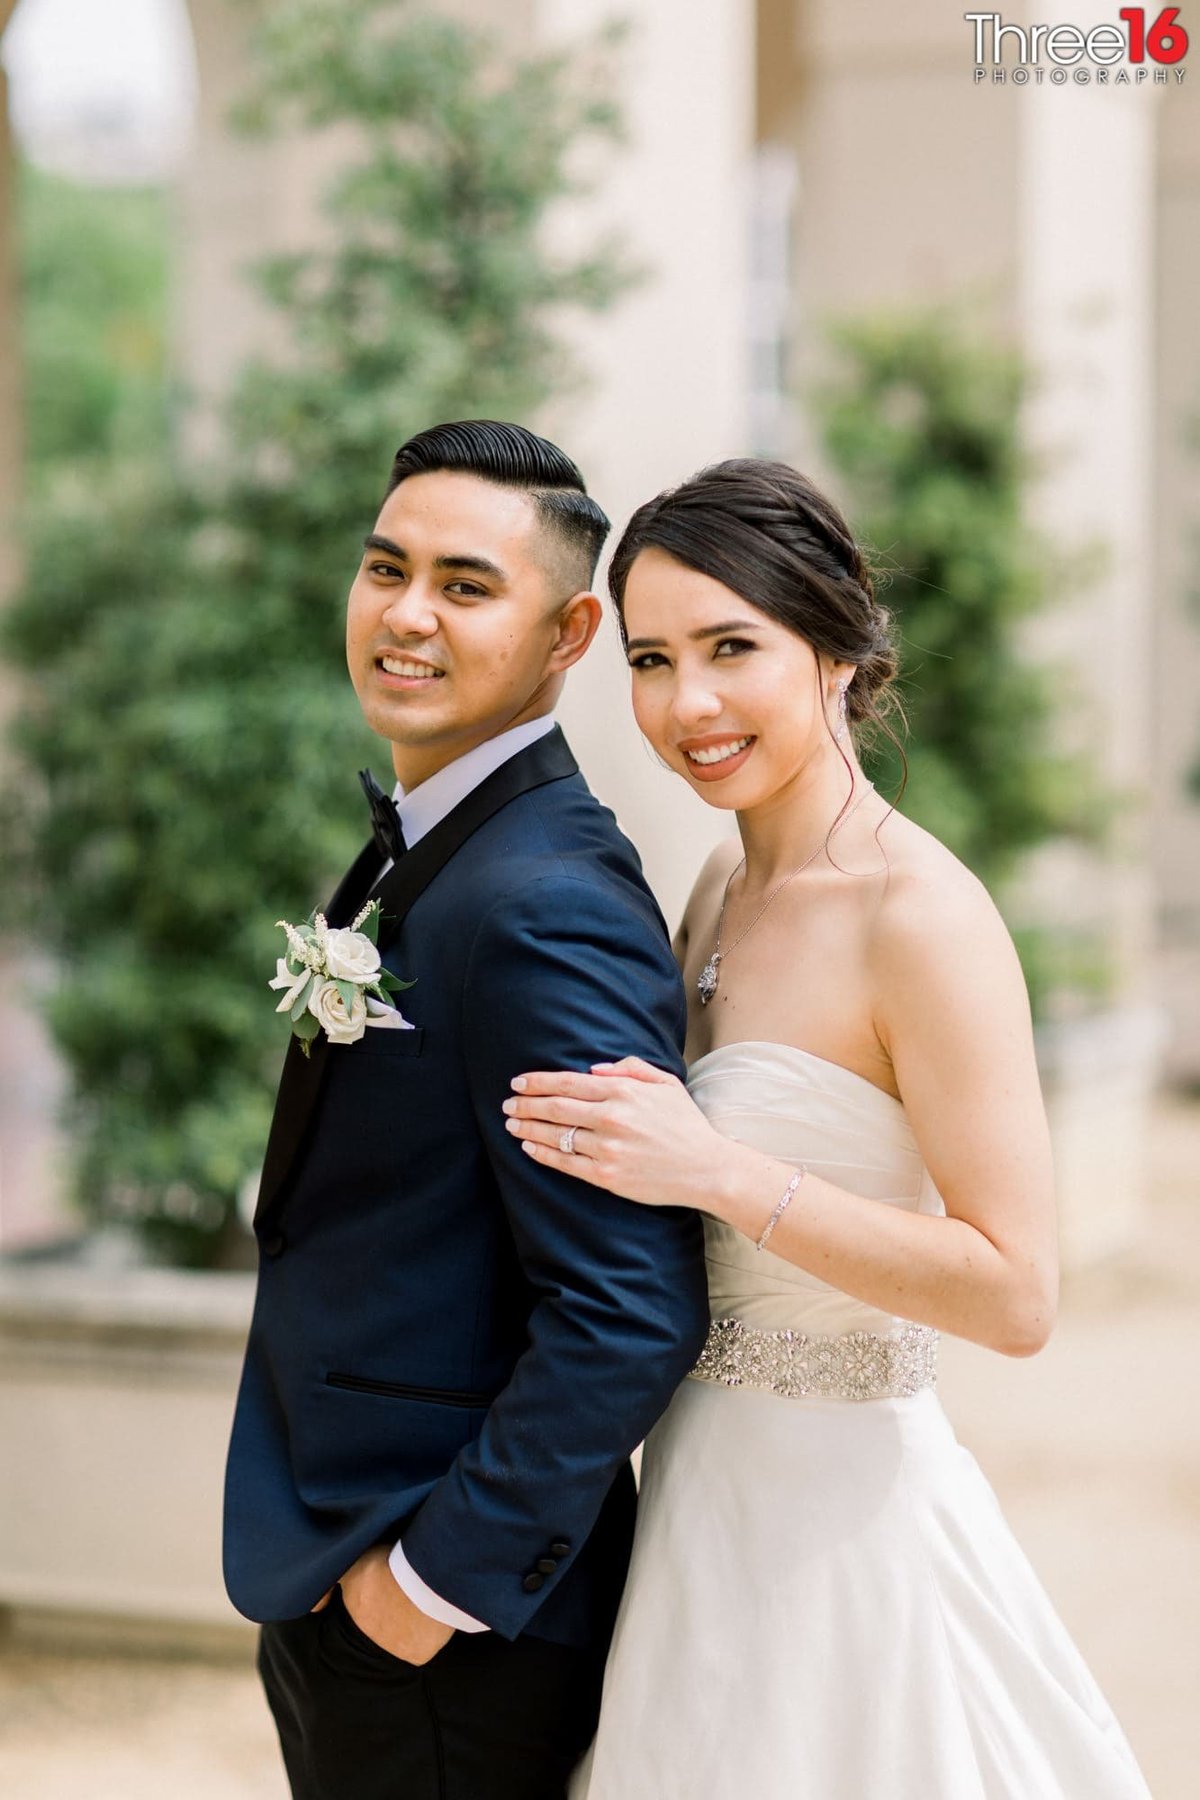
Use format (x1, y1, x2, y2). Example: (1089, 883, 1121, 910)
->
(816, 311, 1110, 1016)
(2, 0, 631, 1265)
(18, 165, 172, 480)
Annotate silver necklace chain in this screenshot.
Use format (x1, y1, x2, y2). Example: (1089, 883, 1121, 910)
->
(697, 782, 874, 1006)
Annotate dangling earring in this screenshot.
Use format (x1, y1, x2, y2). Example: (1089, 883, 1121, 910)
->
(836, 680, 850, 743)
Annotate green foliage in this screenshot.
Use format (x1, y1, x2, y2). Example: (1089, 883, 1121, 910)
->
(2, 0, 630, 1264)
(17, 164, 172, 481)
(816, 310, 1104, 897)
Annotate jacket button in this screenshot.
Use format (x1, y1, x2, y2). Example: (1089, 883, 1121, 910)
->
(262, 1232, 287, 1259)
(536, 1558, 558, 1575)
(549, 1541, 570, 1558)
(522, 1571, 545, 1593)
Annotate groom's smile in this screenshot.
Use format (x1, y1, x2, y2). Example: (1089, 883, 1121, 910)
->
(375, 649, 447, 687)
(346, 468, 601, 791)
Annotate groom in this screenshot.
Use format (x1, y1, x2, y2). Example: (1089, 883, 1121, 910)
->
(223, 419, 710, 1799)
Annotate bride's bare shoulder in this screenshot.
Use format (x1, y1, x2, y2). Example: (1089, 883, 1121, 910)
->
(868, 809, 1023, 991)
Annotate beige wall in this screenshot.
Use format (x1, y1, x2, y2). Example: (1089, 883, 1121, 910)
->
(781, 1, 1022, 482)
(0, 1267, 254, 1635)
(795, 0, 1021, 319)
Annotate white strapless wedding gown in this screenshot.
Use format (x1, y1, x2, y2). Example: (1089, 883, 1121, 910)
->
(571, 1043, 1150, 1800)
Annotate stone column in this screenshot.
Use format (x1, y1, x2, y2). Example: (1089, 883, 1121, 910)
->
(1014, 61, 1162, 1264)
(178, 0, 349, 461)
(533, 0, 755, 925)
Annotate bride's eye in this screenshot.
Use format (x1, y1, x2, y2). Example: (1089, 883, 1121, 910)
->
(714, 637, 756, 658)
(628, 652, 668, 671)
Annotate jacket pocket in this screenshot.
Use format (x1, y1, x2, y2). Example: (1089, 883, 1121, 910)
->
(324, 1372, 496, 1409)
(350, 1025, 425, 1058)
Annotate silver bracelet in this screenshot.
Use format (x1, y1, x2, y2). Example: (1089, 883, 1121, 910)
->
(755, 1168, 806, 1251)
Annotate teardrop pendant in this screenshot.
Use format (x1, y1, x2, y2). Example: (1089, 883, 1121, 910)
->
(697, 953, 721, 1006)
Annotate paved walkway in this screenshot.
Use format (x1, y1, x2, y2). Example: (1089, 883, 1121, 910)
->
(1, 1102, 1197, 1799)
(937, 1097, 1200, 1796)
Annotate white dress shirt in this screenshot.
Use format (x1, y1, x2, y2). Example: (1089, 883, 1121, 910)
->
(383, 712, 557, 1634)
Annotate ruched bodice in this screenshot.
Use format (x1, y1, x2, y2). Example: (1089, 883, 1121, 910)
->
(687, 1042, 944, 1338)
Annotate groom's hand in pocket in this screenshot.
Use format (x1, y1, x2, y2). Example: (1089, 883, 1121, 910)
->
(335, 1545, 455, 1665)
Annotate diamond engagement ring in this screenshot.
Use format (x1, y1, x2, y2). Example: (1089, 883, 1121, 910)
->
(559, 1127, 578, 1155)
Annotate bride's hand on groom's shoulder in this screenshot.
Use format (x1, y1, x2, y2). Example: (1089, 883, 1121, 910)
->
(503, 1056, 724, 1207)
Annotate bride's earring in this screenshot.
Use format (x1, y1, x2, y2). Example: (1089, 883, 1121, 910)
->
(835, 680, 849, 743)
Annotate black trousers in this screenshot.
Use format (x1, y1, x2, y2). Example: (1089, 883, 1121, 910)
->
(258, 1588, 605, 1800)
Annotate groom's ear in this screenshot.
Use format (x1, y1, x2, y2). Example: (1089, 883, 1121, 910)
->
(547, 592, 603, 673)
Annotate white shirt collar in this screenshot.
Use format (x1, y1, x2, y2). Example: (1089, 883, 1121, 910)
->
(391, 715, 557, 848)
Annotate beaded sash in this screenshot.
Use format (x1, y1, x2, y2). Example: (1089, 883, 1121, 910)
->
(690, 1317, 937, 1402)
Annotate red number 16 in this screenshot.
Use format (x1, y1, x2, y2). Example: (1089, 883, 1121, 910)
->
(1119, 7, 1190, 62)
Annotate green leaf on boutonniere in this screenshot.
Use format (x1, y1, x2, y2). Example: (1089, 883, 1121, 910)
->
(379, 970, 415, 993)
(356, 904, 380, 945)
(288, 976, 314, 1021)
(292, 1010, 321, 1055)
(334, 978, 360, 1013)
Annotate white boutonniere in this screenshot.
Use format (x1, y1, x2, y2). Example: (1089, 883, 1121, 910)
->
(269, 900, 414, 1055)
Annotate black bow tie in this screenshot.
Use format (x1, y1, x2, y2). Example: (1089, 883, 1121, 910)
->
(358, 769, 407, 864)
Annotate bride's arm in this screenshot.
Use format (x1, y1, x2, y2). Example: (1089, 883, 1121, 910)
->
(711, 868, 1057, 1356)
(504, 868, 1058, 1360)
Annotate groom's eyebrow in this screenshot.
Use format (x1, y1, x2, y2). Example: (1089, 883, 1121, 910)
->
(364, 533, 406, 558)
(362, 535, 508, 582)
(625, 620, 763, 651)
(433, 552, 509, 581)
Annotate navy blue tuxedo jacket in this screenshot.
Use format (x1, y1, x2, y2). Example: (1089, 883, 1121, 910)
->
(223, 728, 710, 1647)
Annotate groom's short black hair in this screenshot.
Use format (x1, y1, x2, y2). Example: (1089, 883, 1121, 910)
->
(385, 419, 611, 592)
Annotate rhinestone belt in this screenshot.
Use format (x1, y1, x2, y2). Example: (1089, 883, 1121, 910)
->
(689, 1317, 938, 1402)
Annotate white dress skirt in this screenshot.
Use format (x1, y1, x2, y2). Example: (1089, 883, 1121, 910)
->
(570, 1043, 1151, 1800)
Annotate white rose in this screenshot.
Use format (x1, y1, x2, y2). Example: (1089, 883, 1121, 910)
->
(323, 928, 382, 985)
(308, 977, 368, 1045)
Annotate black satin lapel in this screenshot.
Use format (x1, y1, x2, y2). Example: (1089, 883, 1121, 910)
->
(253, 728, 578, 1226)
(325, 837, 383, 927)
(370, 727, 578, 953)
(254, 1033, 331, 1225)
(252, 837, 382, 1226)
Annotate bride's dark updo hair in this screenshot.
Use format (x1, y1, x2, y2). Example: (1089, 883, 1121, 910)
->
(608, 458, 900, 740)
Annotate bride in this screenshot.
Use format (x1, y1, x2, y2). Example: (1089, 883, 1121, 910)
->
(502, 459, 1150, 1799)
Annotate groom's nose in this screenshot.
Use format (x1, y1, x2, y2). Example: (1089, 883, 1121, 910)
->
(381, 576, 440, 639)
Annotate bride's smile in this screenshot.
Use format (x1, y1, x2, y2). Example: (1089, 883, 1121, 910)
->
(620, 545, 860, 838)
